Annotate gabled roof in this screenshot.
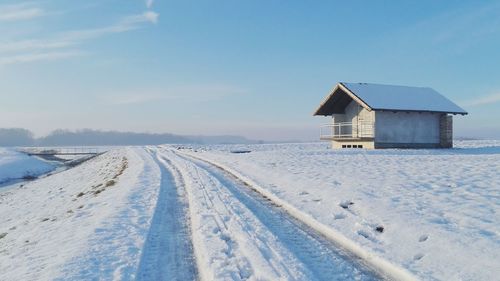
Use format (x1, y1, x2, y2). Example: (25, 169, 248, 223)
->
(313, 82, 468, 116)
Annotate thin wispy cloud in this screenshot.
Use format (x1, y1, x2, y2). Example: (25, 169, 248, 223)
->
(0, 3, 45, 22)
(0, 11, 158, 65)
(142, 11, 158, 23)
(0, 12, 158, 53)
(0, 40, 75, 53)
(0, 51, 84, 66)
(62, 11, 159, 41)
(462, 92, 500, 107)
(146, 0, 154, 9)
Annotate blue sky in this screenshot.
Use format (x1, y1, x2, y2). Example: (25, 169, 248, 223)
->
(1, 1, 499, 141)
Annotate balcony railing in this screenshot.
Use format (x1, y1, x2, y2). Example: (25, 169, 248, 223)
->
(320, 121, 374, 140)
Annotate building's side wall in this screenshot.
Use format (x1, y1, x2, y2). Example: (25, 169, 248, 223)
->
(439, 115, 453, 148)
(374, 111, 440, 147)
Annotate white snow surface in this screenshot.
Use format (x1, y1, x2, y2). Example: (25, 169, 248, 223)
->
(341, 82, 468, 114)
(161, 149, 381, 280)
(1, 146, 383, 281)
(0, 148, 55, 184)
(183, 140, 500, 281)
(2, 142, 499, 281)
(0, 148, 162, 281)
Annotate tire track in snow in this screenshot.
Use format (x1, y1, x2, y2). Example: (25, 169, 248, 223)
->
(173, 150, 382, 281)
(135, 149, 197, 281)
(178, 150, 419, 281)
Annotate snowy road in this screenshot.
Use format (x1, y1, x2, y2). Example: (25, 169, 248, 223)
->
(135, 149, 198, 281)
(159, 148, 382, 280)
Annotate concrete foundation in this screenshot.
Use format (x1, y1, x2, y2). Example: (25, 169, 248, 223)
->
(374, 142, 441, 149)
(331, 140, 375, 149)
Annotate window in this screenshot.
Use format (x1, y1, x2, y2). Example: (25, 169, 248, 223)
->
(342, 144, 364, 149)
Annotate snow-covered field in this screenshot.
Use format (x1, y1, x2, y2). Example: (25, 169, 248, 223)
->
(184, 140, 500, 280)
(0, 148, 55, 185)
(162, 149, 381, 280)
(1, 141, 499, 281)
(0, 148, 162, 280)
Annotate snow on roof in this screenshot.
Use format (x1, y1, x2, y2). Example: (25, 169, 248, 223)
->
(314, 82, 468, 115)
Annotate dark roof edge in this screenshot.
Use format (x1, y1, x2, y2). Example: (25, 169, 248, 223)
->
(312, 84, 341, 116)
(339, 82, 372, 109)
(312, 83, 372, 116)
(374, 108, 468, 115)
(338, 82, 372, 111)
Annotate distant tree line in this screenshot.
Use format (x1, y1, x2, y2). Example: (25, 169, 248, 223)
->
(0, 128, 256, 147)
(36, 129, 191, 146)
(0, 128, 35, 146)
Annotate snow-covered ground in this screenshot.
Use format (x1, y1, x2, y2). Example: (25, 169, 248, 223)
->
(181, 140, 500, 280)
(0, 148, 162, 280)
(1, 141, 498, 280)
(0, 148, 55, 185)
(161, 148, 381, 280)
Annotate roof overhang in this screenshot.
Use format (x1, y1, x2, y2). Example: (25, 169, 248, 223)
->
(374, 109, 468, 115)
(314, 82, 469, 116)
(313, 83, 372, 116)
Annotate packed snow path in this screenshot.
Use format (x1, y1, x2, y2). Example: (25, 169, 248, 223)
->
(160, 148, 382, 280)
(135, 149, 197, 281)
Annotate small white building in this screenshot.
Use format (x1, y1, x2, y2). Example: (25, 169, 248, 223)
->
(313, 82, 468, 149)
